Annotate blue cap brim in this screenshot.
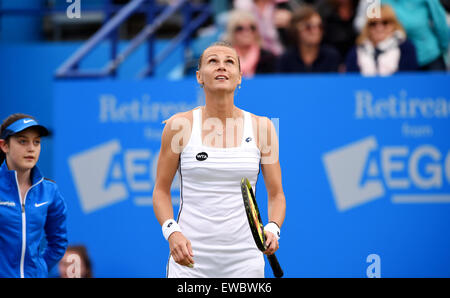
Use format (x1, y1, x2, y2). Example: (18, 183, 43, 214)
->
(0, 118, 49, 140)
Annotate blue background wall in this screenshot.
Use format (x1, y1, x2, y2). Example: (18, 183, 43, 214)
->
(1, 38, 449, 279)
(51, 73, 450, 277)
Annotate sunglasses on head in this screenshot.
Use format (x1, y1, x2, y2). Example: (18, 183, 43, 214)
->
(234, 24, 257, 33)
(368, 19, 393, 28)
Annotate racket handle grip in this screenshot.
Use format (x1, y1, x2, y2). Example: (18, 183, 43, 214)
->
(267, 254, 284, 278)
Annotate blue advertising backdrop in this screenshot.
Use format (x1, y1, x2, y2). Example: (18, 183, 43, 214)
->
(53, 73, 450, 277)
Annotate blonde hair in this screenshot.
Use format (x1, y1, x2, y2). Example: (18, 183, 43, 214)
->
(223, 9, 261, 46)
(356, 4, 406, 45)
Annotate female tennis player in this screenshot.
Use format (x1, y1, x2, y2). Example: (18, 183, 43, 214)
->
(153, 41, 286, 278)
(0, 113, 68, 278)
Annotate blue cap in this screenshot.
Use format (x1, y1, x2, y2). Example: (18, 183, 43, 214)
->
(0, 118, 49, 140)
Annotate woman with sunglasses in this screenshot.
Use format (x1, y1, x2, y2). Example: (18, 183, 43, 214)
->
(224, 9, 277, 78)
(0, 113, 68, 278)
(355, 0, 448, 71)
(345, 4, 418, 76)
(277, 5, 341, 73)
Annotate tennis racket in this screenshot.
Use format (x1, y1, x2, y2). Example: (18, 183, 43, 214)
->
(240, 177, 284, 278)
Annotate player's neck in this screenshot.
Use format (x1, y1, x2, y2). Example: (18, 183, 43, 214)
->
(13, 168, 32, 202)
(6, 160, 32, 186)
(203, 93, 238, 120)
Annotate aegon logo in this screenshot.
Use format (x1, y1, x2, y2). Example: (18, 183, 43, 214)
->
(322, 136, 450, 211)
(68, 139, 179, 213)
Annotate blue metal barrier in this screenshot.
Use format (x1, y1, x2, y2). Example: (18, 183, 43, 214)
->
(105, 0, 187, 77)
(54, 0, 211, 79)
(0, 0, 212, 78)
(55, 0, 147, 78)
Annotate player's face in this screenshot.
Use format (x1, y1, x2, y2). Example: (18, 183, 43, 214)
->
(1, 128, 41, 172)
(196, 46, 242, 93)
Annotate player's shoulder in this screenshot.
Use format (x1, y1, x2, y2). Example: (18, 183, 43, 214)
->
(160, 107, 199, 144)
(163, 107, 199, 126)
(245, 110, 262, 120)
(43, 177, 56, 184)
(246, 111, 273, 128)
(41, 177, 62, 195)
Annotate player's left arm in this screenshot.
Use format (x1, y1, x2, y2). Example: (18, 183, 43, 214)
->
(258, 116, 286, 255)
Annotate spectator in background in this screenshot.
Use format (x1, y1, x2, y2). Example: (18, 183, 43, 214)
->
(58, 245, 93, 278)
(224, 10, 277, 77)
(345, 4, 418, 76)
(382, 0, 448, 71)
(277, 5, 341, 73)
(355, 0, 449, 70)
(315, 0, 359, 62)
(234, 0, 291, 56)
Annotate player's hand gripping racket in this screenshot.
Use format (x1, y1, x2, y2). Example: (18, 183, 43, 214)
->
(240, 177, 284, 278)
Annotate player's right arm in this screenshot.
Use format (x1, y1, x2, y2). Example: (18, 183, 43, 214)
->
(153, 111, 194, 267)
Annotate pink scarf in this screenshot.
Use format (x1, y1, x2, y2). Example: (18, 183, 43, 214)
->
(236, 45, 261, 78)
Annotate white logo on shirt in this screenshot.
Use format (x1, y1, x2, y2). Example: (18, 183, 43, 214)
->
(0, 201, 16, 207)
(35, 201, 49, 208)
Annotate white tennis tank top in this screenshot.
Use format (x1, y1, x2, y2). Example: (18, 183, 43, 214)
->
(167, 107, 264, 278)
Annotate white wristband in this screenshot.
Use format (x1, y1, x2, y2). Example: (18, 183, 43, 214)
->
(264, 222, 280, 240)
(162, 219, 182, 241)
